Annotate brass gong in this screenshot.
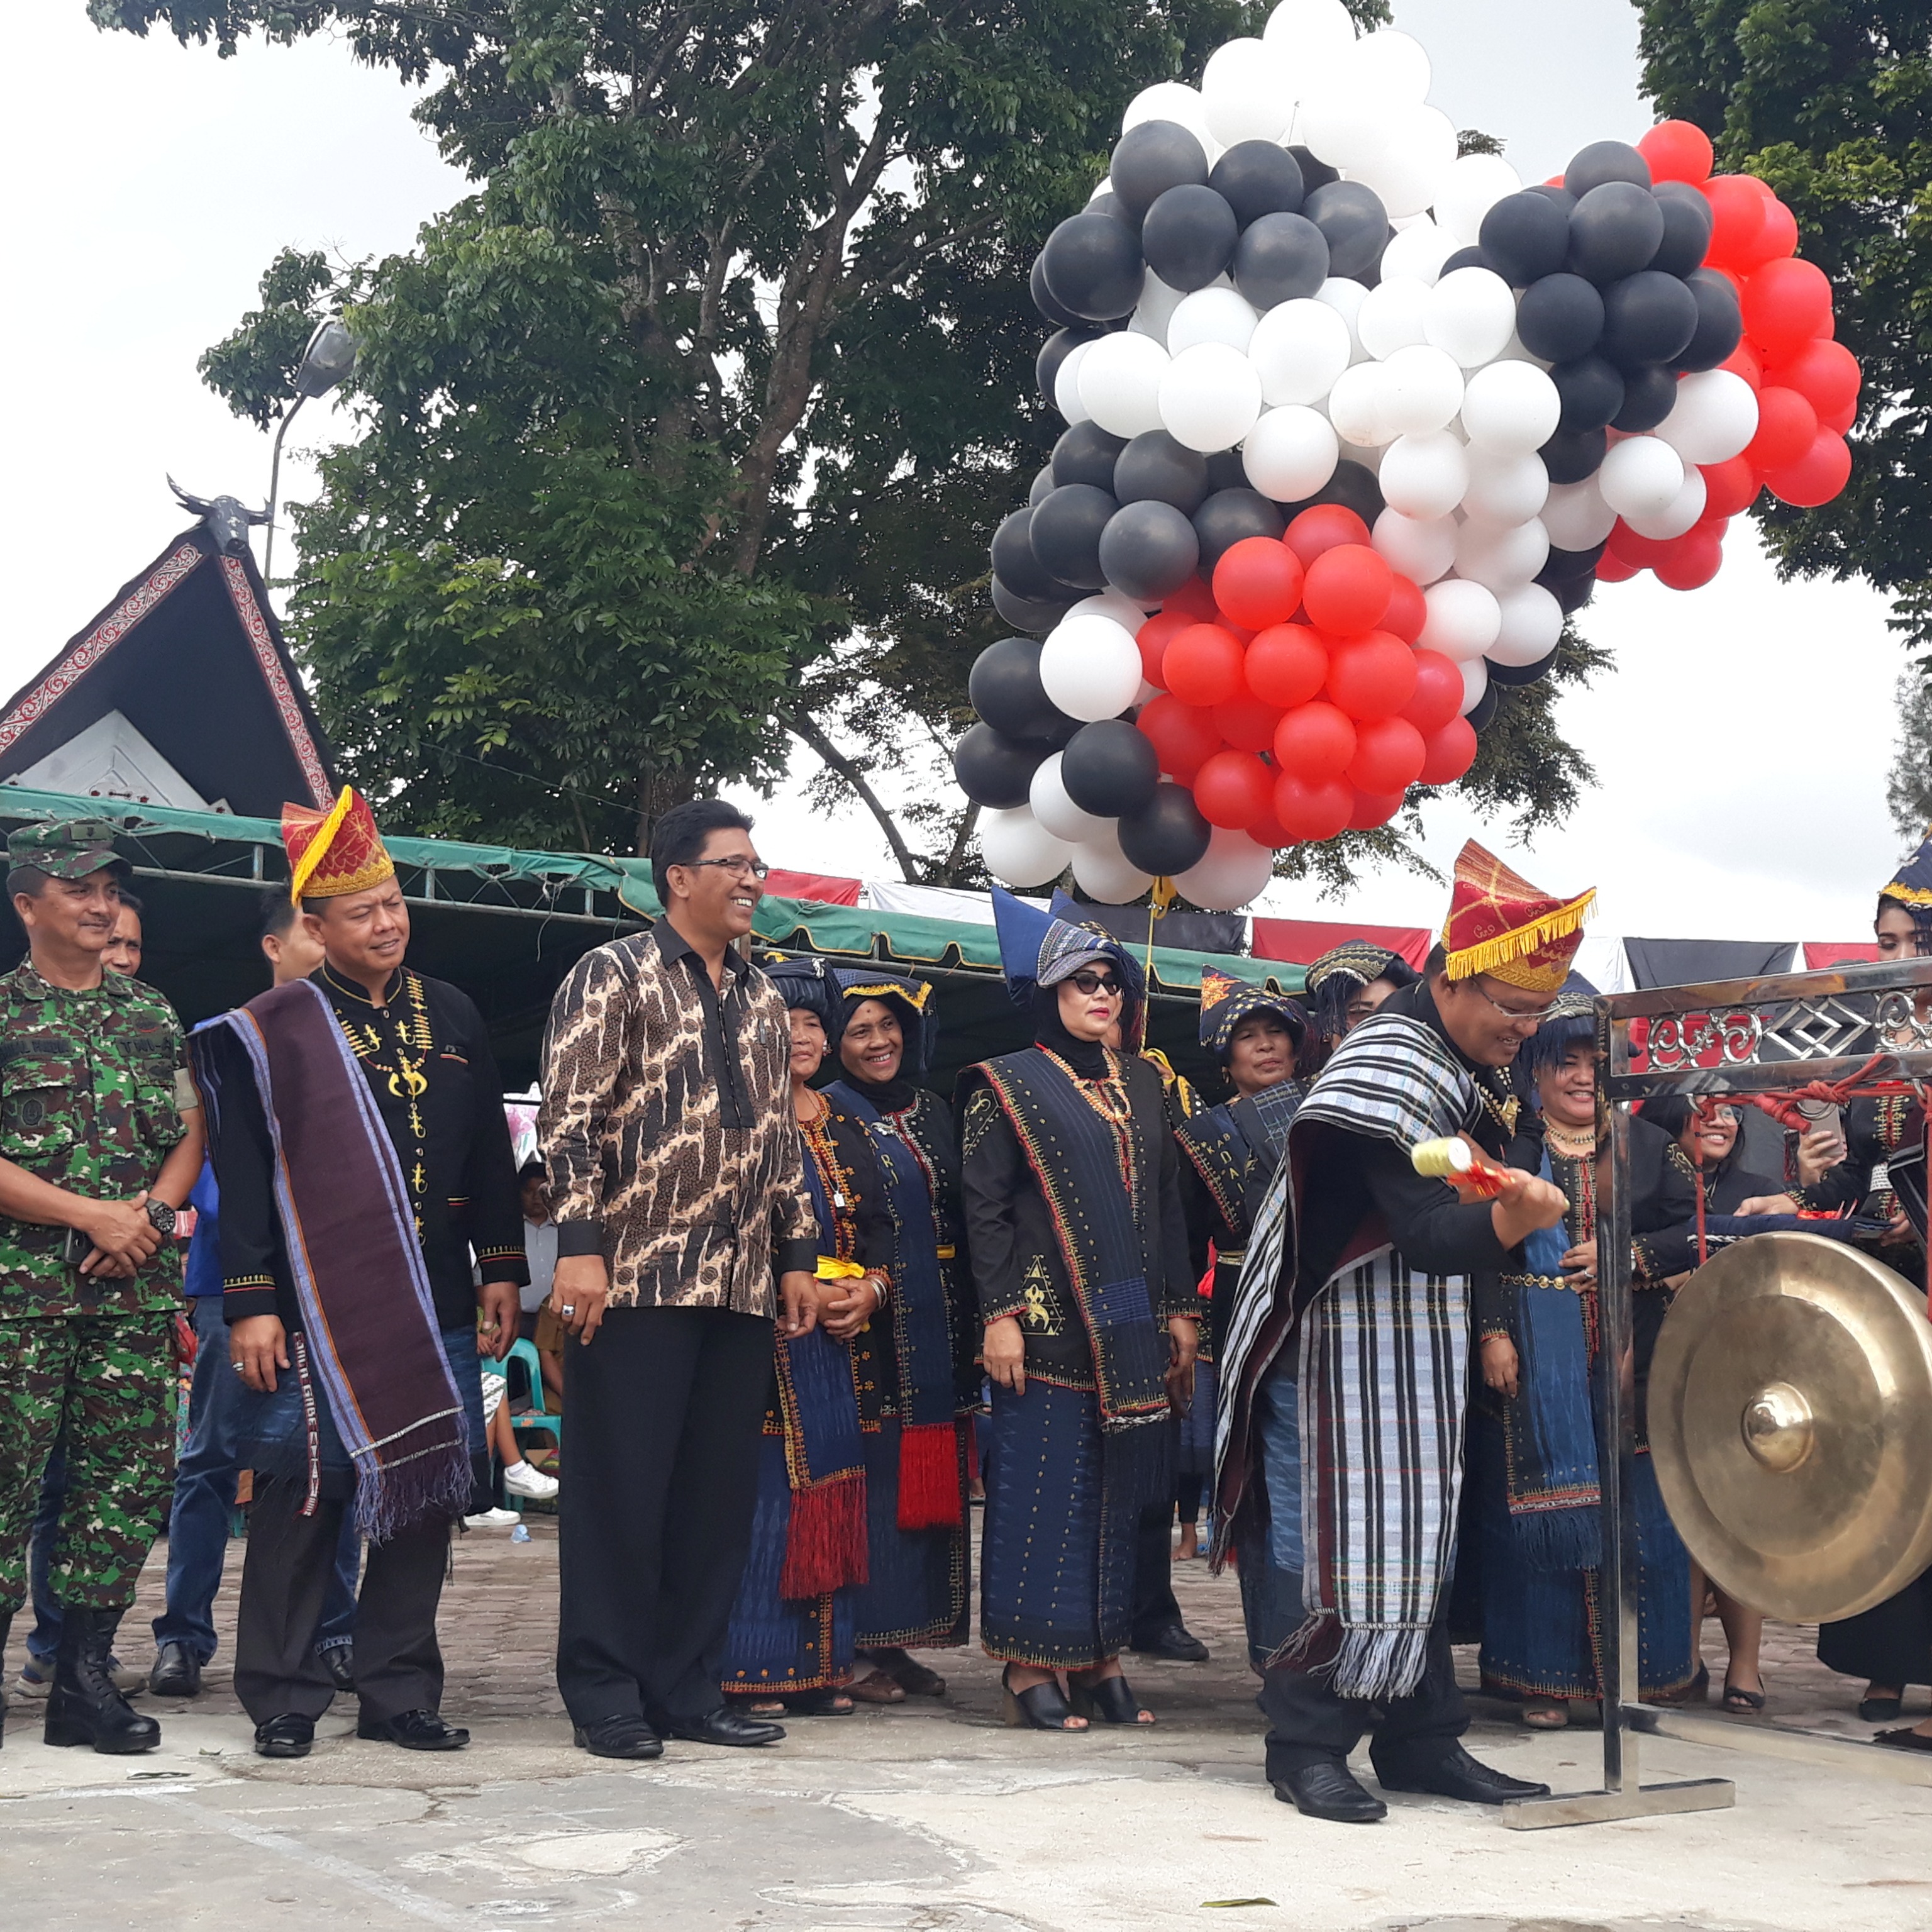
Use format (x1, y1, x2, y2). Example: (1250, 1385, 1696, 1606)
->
(1649, 1231, 1932, 1624)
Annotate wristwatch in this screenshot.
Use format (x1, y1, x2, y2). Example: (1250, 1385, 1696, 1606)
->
(144, 1199, 178, 1238)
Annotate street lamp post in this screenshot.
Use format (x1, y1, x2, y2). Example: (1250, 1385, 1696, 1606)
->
(264, 315, 357, 586)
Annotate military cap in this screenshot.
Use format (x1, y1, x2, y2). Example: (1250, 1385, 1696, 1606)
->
(6, 818, 126, 881)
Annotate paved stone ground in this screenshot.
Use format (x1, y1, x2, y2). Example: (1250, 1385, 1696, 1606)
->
(5, 1517, 1930, 1931)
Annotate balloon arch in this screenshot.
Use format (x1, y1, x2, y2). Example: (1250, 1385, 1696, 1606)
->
(955, 0, 1859, 911)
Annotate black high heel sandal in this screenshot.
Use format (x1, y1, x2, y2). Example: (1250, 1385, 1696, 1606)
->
(1066, 1668, 1153, 1726)
(1001, 1664, 1084, 1731)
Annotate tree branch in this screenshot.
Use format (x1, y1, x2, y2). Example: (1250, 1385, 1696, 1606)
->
(789, 711, 920, 880)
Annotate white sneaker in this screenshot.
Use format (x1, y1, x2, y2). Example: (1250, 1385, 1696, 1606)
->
(502, 1461, 559, 1501)
(463, 1507, 521, 1528)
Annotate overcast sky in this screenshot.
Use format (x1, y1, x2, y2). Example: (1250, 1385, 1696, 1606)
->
(1, 0, 1906, 947)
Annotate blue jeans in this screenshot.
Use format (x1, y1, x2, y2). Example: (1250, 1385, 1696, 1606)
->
(146, 1297, 360, 1665)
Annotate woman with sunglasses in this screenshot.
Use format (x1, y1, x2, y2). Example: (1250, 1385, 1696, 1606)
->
(959, 893, 1198, 1731)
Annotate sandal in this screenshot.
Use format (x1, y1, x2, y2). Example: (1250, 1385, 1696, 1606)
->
(846, 1672, 907, 1705)
(1522, 1698, 1569, 1729)
(741, 1699, 787, 1719)
(1066, 1668, 1154, 1726)
(1648, 1664, 1709, 1707)
(1860, 1689, 1904, 1722)
(1001, 1664, 1085, 1731)
(863, 1648, 945, 1698)
(1873, 1725, 1932, 1753)
(1722, 1679, 1767, 1714)
(783, 1689, 853, 1716)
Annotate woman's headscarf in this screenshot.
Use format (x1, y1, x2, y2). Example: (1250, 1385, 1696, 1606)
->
(1520, 979, 1599, 1084)
(1197, 963, 1306, 1067)
(762, 955, 844, 1043)
(1879, 826, 1932, 950)
(831, 968, 935, 1109)
(992, 886, 1146, 1074)
(1303, 941, 1419, 1040)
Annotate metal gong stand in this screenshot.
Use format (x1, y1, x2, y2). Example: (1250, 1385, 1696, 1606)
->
(1502, 955, 1932, 1829)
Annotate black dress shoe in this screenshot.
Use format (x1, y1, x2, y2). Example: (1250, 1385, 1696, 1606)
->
(356, 1708, 470, 1750)
(1131, 1621, 1209, 1663)
(1272, 1761, 1387, 1823)
(255, 1714, 315, 1759)
(574, 1716, 665, 1760)
(1373, 1741, 1551, 1805)
(148, 1641, 202, 1699)
(318, 1647, 355, 1693)
(664, 1706, 786, 1748)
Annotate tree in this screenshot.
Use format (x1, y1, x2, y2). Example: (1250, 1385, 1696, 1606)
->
(1888, 668, 1932, 841)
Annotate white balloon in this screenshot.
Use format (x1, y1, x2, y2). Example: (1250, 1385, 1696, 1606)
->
(1030, 753, 1113, 845)
(1067, 591, 1154, 630)
(980, 807, 1074, 890)
(1490, 582, 1565, 665)
(1379, 217, 1459, 287)
(1169, 286, 1261, 355)
(1316, 277, 1372, 362)
(1379, 430, 1470, 520)
(1373, 506, 1458, 584)
(1129, 270, 1189, 345)
(1338, 28, 1430, 103)
(1597, 435, 1686, 521)
(1379, 343, 1465, 436)
(1244, 404, 1341, 501)
(1457, 655, 1490, 716)
(1297, 88, 1385, 170)
(1326, 360, 1394, 447)
(1263, 0, 1357, 65)
(1424, 267, 1517, 369)
(1077, 331, 1170, 438)
(1248, 296, 1353, 405)
(1655, 369, 1759, 465)
(1351, 106, 1458, 220)
(1054, 340, 1094, 425)
(1072, 827, 1156, 904)
(1123, 81, 1211, 142)
(1202, 37, 1294, 146)
(1454, 516, 1549, 592)
(1158, 341, 1264, 452)
(1460, 445, 1550, 525)
(1175, 826, 1277, 911)
(1418, 578, 1502, 662)
(1039, 614, 1143, 723)
(1460, 360, 1562, 453)
(1622, 462, 1708, 540)
(1356, 276, 1433, 360)
(1540, 476, 1618, 549)
(1435, 152, 1523, 244)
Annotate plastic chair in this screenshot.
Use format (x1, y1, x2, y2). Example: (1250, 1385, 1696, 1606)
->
(492, 1337, 562, 1453)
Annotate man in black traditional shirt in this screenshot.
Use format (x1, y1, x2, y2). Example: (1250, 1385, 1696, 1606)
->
(197, 789, 526, 1760)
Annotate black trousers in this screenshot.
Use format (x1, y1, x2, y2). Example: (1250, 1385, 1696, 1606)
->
(1259, 1617, 1467, 1779)
(556, 1305, 774, 1727)
(233, 1474, 448, 1724)
(1130, 1415, 1181, 1641)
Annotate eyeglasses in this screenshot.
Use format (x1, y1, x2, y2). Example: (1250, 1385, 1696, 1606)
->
(680, 857, 770, 880)
(1468, 979, 1560, 1028)
(1065, 968, 1124, 997)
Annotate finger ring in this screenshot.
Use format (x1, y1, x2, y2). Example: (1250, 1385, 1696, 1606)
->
(560, 1304, 576, 1318)
(231, 1361, 246, 1374)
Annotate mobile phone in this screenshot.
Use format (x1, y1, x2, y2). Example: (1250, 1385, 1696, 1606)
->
(62, 1226, 94, 1267)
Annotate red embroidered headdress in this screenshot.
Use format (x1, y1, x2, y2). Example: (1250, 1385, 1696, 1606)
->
(1440, 840, 1594, 993)
(283, 786, 396, 904)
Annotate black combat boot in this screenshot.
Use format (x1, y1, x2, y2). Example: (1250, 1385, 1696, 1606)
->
(44, 1607, 160, 1754)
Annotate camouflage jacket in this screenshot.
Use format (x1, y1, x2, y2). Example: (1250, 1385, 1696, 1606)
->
(0, 961, 192, 1318)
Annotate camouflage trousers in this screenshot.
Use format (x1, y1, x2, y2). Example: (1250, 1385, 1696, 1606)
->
(0, 1309, 175, 1614)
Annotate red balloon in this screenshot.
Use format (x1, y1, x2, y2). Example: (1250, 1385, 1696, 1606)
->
(1595, 548, 1640, 583)
(1401, 650, 1465, 735)
(1718, 339, 1763, 389)
(1699, 455, 1760, 520)
(1193, 748, 1276, 831)
(1745, 386, 1818, 472)
(1213, 692, 1285, 753)
(1302, 543, 1395, 635)
(1245, 622, 1328, 708)
(1213, 536, 1306, 630)
(1272, 773, 1353, 842)
(1161, 576, 1220, 621)
(1652, 525, 1724, 591)
(1347, 789, 1407, 831)
(1702, 175, 1768, 273)
(1273, 700, 1357, 782)
(1763, 428, 1852, 508)
(1162, 623, 1247, 706)
(1346, 716, 1427, 796)
(1605, 519, 1678, 569)
(1284, 504, 1372, 567)
(1325, 631, 1419, 721)
(1768, 336, 1861, 429)
(1417, 716, 1479, 787)
(1382, 574, 1427, 644)
(1753, 197, 1800, 264)
(1135, 610, 1191, 687)
(1638, 119, 1714, 186)
(1742, 258, 1834, 358)
(1247, 808, 1299, 850)
(1136, 695, 1224, 782)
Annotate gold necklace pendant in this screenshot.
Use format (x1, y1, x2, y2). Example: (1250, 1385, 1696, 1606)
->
(389, 1056, 429, 1099)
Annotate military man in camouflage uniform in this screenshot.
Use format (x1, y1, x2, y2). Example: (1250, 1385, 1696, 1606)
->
(0, 820, 203, 1753)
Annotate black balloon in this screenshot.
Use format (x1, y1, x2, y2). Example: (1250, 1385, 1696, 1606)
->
(992, 576, 1074, 635)
(1037, 325, 1102, 405)
(1053, 419, 1128, 490)
(1040, 213, 1145, 322)
(1441, 245, 1499, 276)
(992, 508, 1070, 604)
(1515, 272, 1605, 362)
(1233, 211, 1330, 308)
(1599, 269, 1699, 368)
(1141, 184, 1239, 292)
(1465, 682, 1501, 731)
(1304, 457, 1384, 524)
(1210, 140, 1306, 226)
(1484, 647, 1558, 686)
(1118, 784, 1213, 875)
(1205, 448, 1249, 493)
(1540, 425, 1609, 486)
(1611, 362, 1680, 432)
(1479, 191, 1571, 286)
(1099, 499, 1201, 602)
(1652, 180, 1715, 277)
(1304, 180, 1388, 279)
(1031, 253, 1082, 328)
(1567, 181, 1663, 283)
(1679, 268, 1744, 371)
(1087, 189, 1136, 231)
(1028, 464, 1056, 508)
(1192, 487, 1285, 569)
(1524, 183, 1578, 216)
(1110, 119, 1210, 220)
(1544, 571, 1596, 616)
(1060, 719, 1161, 818)
(953, 723, 1045, 810)
(970, 636, 1072, 743)
(1563, 139, 1651, 197)
(1550, 353, 1625, 432)
(1541, 540, 1605, 580)
(1029, 483, 1118, 589)
(1288, 144, 1340, 194)
(1114, 430, 1211, 513)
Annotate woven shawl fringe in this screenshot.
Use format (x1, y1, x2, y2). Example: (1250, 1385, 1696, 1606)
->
(1270, 1613, 1433, 1701)
(896, 1423, 963, 1531)
(360, 1433, 475, 1545)
(1510, 1501, 1601, 1573)
(780, 1472, 869, 1600)
(1443, 888, 1596, 980)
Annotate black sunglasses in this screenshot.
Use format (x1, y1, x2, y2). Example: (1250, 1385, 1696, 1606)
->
(1065, 968, 1124, 997)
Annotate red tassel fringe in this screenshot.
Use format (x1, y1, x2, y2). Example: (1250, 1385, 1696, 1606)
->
(780, 1471, 869, 1599)
(896, 1423, 963, 1531)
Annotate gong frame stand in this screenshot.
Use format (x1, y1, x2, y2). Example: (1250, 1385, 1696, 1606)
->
(1501, 955, 1932, 1829)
